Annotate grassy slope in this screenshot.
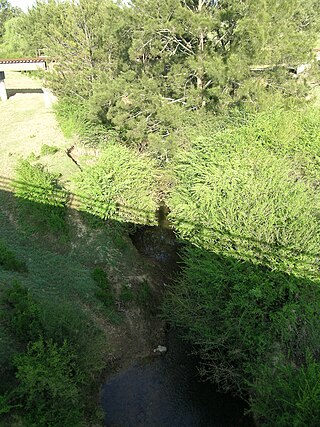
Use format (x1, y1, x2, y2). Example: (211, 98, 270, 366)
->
(0, 71, 78, 181)
(0, 72, 163, 404)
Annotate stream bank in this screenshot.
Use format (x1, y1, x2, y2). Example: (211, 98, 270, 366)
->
(100, 207, 253, 426)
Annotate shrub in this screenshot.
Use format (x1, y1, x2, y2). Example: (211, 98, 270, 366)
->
(75, 143, 158, 225)
(0, 241, 27, 273)
(13, 159, 68, 234)
(2, 282, 42, 342)
(168, 112, 319, 278)
(54, 99, 116, 147)
(91, 268, 114, 308)
(40, 144, 59, 156)
(250, 353, 320, 427)
(14, 338, 84, 427)
(164, 108, 320, 418)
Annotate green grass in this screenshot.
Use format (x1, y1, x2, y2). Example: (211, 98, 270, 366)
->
(40, 144, 60, 156)
(0, 72, 73, 179)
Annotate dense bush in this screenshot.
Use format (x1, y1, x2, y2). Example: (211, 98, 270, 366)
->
(75, 143, 158, 225)
(91, 267, 114, 309)
(250, 353, 320, 427)
(164, 109, 320, 421)
(0, 240, 27, 273)
(54, 100, 117, 147)
(14, 338, 84, 427)
(168, 109, 320, 278)
(2, 282, 42, 343)
(0, 283, 104, 426)
(13, 159, 68, 234)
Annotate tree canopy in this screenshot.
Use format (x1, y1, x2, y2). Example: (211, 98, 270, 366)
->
(10, 0, 320, 155)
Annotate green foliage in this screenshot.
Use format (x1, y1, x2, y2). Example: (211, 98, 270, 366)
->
(120, 284, 134, 304)
(0, 241, 27, 273)
(0, 0, 21, 41)
(135, 281, 152, 310)
(19, 0, 320, 153)
(91, 267, 114, 308)
(75, 143, 158, 225)
(2, 282, 42, 343)
(53, 100, 114, 146)
(14, 338, 84, 427)
(13, 159, 68, 234)
(0, 16, 30, 58)
(0, 392, 18, 416)
(19, 0, 124, 99)
(168, 108, 320, 278)
(250, 353, 320, 427)
(164, 107, 320, 415)
(40, 144, 59, 156)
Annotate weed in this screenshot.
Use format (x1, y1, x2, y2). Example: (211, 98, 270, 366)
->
(13, 159, 68, 235)
(135, 281, 152, 309)
(91, 268, 115, 309)
(120, 284, 134, 304)
(40, 144, 59, 156)
(0, 241, 27, 273)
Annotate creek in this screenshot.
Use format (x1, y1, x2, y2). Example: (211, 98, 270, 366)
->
(101, 206, 253, 427)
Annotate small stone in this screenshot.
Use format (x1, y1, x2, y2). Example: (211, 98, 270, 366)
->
(153, 345, 167, 354)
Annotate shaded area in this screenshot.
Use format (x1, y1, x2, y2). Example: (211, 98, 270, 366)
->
(0, 179, 318, 426)
(6, 88, 44, 98)
(101, 331, 252, 427)
(0, 175, 317, 260)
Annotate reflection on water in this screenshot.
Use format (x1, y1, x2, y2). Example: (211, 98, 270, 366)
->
(101, 332, 252, 427)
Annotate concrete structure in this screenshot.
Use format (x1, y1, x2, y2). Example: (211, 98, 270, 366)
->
(0, 57, 47, 72)
(0, 71, 7, 101)
(0, 57, 51, 105)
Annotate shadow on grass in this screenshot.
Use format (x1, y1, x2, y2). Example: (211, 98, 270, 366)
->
(0, 179, 319, 426)
(0, 175, 317, 260)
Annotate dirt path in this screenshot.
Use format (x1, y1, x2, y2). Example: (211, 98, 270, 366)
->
(0, 71, 78, 182)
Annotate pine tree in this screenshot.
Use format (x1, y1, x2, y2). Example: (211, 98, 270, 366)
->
(91, 0, 320, 150)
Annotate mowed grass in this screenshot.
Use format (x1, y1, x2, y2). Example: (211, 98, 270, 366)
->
(0, 71, 78, 182)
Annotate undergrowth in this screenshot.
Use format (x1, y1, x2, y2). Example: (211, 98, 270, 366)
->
(0, 241, 27, 273)
(13, 159, 68, 236)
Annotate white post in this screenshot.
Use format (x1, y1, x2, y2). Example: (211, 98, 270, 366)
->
(0, 71, 7, 102)
(42, 87, 56, 108)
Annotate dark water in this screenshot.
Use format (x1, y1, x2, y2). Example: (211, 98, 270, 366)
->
(101, 331, 252, 427)
(101, 207, 253, 427)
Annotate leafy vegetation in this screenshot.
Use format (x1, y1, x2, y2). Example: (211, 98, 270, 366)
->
(13, 159, 68, 234)
(75, 143, 158, 224)
(53, 100, 115, 146)
(164, 108, 320, 421)
(4, 0, 318, 157)
(0, 241, 27, 273)
(40, 144, 59, 156)
(250, 352, 320, 427)
(91, 267, 114, 309)
(14, 338, 84, 427)
(1, 0, 320, 425)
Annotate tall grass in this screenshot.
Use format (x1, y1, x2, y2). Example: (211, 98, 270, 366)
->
(13, 159, 68, 235)
(164, 107, 320, 421)
(54, 100, 118, 147)
(75, 143, 159, 225)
